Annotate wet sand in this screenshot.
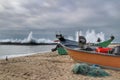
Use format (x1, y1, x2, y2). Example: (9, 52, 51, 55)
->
(0, 52, 120, 80)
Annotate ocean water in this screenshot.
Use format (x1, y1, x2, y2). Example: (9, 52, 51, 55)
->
(0, 29, 118, 59)
(0, 30, 106, 43)
(0, 45, 55, 59)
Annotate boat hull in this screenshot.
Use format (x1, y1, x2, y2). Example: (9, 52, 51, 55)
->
(66, 47, 120, 69)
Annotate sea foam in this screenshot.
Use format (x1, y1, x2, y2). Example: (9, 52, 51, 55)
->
(0, 32, 53, 44)
(75, 30, 105, 43)
(0, 30, 105, 44)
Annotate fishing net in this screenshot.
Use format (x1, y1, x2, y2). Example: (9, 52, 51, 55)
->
(72, 63, 81, 74)
(72, 63, 109, 77)
(72, 63, 90, 75)
(88, 67, 109, 77)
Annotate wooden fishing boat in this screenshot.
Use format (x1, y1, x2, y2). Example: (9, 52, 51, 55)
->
(56, 34, 120, 70)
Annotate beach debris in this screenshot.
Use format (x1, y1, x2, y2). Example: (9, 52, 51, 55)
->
(5, 56, 8, 61)
(72, 63, 109, 77)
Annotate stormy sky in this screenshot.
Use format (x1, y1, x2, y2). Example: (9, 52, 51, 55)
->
(0, 0, 120, 40)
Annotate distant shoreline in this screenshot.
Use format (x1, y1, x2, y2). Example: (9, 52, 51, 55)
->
(0, 42, 57, 45)
(0, 42, 120, 45)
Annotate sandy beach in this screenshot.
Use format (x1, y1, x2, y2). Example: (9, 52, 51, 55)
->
(0, 52, 120, 80)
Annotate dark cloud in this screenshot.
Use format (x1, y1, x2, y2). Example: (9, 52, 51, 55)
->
(0, 0, 120, 34)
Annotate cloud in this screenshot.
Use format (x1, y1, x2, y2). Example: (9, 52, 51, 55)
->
(0, 0, 120, 31)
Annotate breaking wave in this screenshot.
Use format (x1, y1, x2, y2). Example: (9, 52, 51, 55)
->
(0, 32, 53, 44)
(75, 30, 105, 43)
(0, 30, 106, 44)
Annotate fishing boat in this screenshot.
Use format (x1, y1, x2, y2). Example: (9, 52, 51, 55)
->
(56, 34, 120, 70)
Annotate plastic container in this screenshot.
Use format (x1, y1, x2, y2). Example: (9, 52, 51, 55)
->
(96, 47, 112, 53)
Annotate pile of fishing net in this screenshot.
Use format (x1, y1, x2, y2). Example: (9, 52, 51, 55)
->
(72, 63, 109, 77)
